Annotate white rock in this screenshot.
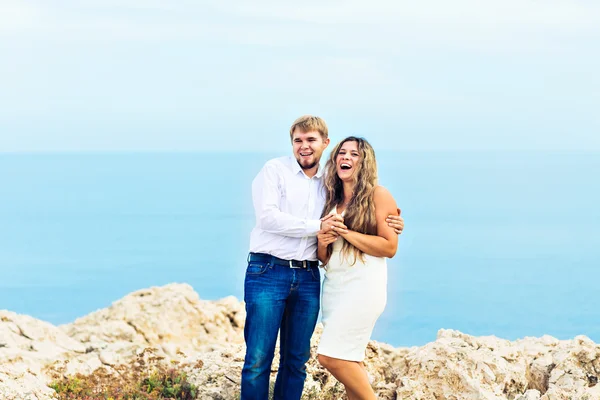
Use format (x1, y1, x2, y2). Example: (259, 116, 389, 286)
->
(3, 284, 600, 400)
(515, 389, 541, 400)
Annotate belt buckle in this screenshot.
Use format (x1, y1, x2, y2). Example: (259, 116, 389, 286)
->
(289, 260, 306, 269)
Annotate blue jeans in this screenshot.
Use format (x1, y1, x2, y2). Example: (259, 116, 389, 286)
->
(241, 254, 321, 400)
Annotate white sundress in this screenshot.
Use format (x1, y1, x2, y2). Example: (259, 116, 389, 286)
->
(317, 209, 388, 361)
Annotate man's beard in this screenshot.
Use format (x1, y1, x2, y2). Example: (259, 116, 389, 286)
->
(297, 159, 318, 170)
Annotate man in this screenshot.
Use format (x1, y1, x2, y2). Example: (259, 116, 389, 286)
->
(241, 115, 404, 400)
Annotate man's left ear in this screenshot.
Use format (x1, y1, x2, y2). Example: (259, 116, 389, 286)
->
(324, 138, 330, 147)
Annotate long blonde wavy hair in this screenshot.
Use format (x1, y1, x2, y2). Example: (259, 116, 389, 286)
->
(321, 136, 378, 264)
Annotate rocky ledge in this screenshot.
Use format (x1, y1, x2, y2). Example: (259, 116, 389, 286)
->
(1, 283, 599, 400)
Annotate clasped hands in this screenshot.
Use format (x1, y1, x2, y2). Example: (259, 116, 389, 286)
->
(318, 209, 405, 246)
(318, 214, 347, 245)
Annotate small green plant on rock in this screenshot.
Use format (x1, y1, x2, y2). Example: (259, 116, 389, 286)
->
(48, 348, 198, 400)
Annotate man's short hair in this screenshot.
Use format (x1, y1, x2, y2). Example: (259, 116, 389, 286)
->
(289, 115, 328, 141)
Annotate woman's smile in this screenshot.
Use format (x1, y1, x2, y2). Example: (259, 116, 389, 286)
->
(336, 141, 360, 179)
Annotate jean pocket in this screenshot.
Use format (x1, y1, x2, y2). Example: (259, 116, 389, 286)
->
(246, 261, 269, 275)
(309, 267, 321, 281)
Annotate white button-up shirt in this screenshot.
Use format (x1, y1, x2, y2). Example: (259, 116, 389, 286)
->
(249, 156, 326, 261)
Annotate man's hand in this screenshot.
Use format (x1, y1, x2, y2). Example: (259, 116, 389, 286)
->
(317, 230, 338, 246)
(386, 208, 404, 235)
(320, 213, 348, 234)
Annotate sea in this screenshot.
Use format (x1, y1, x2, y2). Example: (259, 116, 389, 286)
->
(0, 151, 598, 347)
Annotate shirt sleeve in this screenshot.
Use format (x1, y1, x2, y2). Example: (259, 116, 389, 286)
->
(252, 162, 321, 238)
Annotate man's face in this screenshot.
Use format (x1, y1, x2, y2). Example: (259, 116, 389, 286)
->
(291, 129, 330, 171)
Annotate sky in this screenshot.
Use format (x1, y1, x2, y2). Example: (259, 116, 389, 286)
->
(1, 0, 599, 152)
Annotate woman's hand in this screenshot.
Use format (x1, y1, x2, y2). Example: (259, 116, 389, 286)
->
(320, 213, 347, 234)
(318, 230, 338, 246)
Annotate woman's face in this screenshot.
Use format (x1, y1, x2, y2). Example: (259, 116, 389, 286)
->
(336, 140, 361, 182)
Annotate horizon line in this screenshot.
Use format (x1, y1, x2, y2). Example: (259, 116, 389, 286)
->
(1, 149, 599, 155)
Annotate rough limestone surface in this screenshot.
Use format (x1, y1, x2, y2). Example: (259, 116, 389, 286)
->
(0, 310, 87, 400)
(1, 283, 600, 400)
(61, 283, 245, 353)
(394, 329, 530, 400)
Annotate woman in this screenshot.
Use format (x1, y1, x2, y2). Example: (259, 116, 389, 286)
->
(316, 136, 399, 400)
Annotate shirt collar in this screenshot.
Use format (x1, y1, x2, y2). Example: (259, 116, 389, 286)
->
(315, 163, 325, 179)
(290, 156, 324, 179)
(290, 156, 302, 175)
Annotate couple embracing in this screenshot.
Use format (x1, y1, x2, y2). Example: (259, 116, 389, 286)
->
(241, 115, 404, 400)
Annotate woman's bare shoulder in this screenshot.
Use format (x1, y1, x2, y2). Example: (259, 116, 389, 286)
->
(373, 185, 393, 200)
(373, 186, 397, 209)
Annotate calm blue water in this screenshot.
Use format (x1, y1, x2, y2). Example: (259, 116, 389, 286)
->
(1, 152, 598, 347)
